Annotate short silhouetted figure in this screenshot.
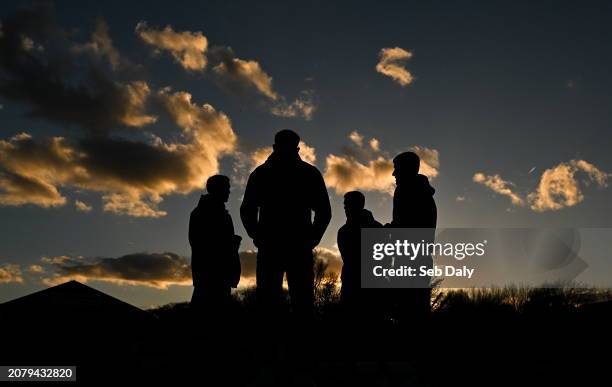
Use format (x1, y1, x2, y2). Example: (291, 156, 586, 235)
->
(390, 151, 437, 322)
(189, 175, 241, 310)
(241, 130, 331, 317)
(338, 191, 382, 307)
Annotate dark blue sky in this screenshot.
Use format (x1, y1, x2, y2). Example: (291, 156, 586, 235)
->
(1, 0, 611, 306)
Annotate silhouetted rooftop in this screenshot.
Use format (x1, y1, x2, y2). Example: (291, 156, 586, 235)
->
(0, 280, 155, 325)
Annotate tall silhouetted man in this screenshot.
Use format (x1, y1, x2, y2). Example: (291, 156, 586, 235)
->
(241, 129, 331, 317)
(338, 191, 382, 306)
(189, 175, 241, 310)
(390, 151, 437, 321)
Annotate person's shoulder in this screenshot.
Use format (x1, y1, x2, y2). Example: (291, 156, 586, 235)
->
(190, 205, 202, 220)
(249, 163, 269, 179)
(300, 160, 323, 177)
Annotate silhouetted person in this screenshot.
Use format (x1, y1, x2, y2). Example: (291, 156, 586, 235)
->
(241, 129, 331, 317)
(338, 191, 382, 306)
(389, 151, 437, 322)
(189, 175, 241, 311)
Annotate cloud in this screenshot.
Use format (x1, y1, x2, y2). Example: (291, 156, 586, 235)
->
(135, 22, 208, 71)
(209, 46, 278, 100)
(410, 146, 439, 179)
(270, 90, 317, 120)
(0, 264, 23, 284)
(28, 264, 45, 273)
(0, 89, 237, 217)
(528, 160, 609, 211)
(135, 23, 316, 119)
(72, 18, 120, 69)
(40, 252, 192, 289)
(74, 200, 92, 212)
(474, 159, 609, 211)
(376, 47, 414, 86)
(349, 131, 364, 147)
(324, 154, 395, 195)
(24, 246, 342, 289)
(36, 249, 277, 289)
(134, 24, 279, 101)
(324, 132, 438, 195)
(0, 4, 156, 133)
(0, 167, 67, 207)
(473, 173, 524, 206)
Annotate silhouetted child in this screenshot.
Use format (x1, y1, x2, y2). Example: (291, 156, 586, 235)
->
(189, 175, 241, 311)
(337, 191, 382, 307)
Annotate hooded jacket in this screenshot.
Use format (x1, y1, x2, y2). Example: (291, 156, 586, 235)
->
(189, 194, 241, 288)
(391, 174, 437, 229)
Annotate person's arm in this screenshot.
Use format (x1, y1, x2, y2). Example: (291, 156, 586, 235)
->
(337, 228, 347, 262)
(311, 170, 332, 247)
(188, 211, 198, 249)
(188, 211, 201, 286)
(240, 171, 259, 241)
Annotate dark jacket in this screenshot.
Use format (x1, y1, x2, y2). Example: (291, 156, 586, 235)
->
(391, 174, 437, 229)
(189, 194, 241, 288)
(390, 174, 437, 286)
(338, 209, 382, 286)
(240, 151, 332, 250)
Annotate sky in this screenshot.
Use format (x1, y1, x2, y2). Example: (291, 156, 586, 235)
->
(1, 0, 611, 308)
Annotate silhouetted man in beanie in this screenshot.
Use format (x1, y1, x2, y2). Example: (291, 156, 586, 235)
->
(390, 151, 437, 322)
(241, 129, 331, 317)
(189, 175, 241, 311)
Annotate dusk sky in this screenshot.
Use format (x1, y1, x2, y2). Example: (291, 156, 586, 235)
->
(1, 0, 611, 307)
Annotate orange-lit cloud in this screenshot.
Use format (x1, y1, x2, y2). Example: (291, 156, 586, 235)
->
(0, 6, 156, 134)
(270, 90, 317, 120)
(40, 252, 192, 289)
(474, 159, 609, 211)
(324, 154, 395, 195)
(72, 18, 121, 69)
(135, 22, 317, 119)
(0, 264, 23, 284)
(209, 46, 278, 100)
(324, 132, 438, 195)
(28, 264, 45, 273)
(135, 22, 208, 71)
(15, 246, 342, 290)
(74, 200, 92, 213)
(0, 88, 237, 217)
(528, 160, 609, 211)
(473, 173, 524, 206)
(376, 47, 414, 86)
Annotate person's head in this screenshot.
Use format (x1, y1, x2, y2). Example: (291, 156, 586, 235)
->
(344, 191, 365, 219)
(206, 175, 230, 202)
(392, 152, 420, 185)
(272, 129, 300, 157)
